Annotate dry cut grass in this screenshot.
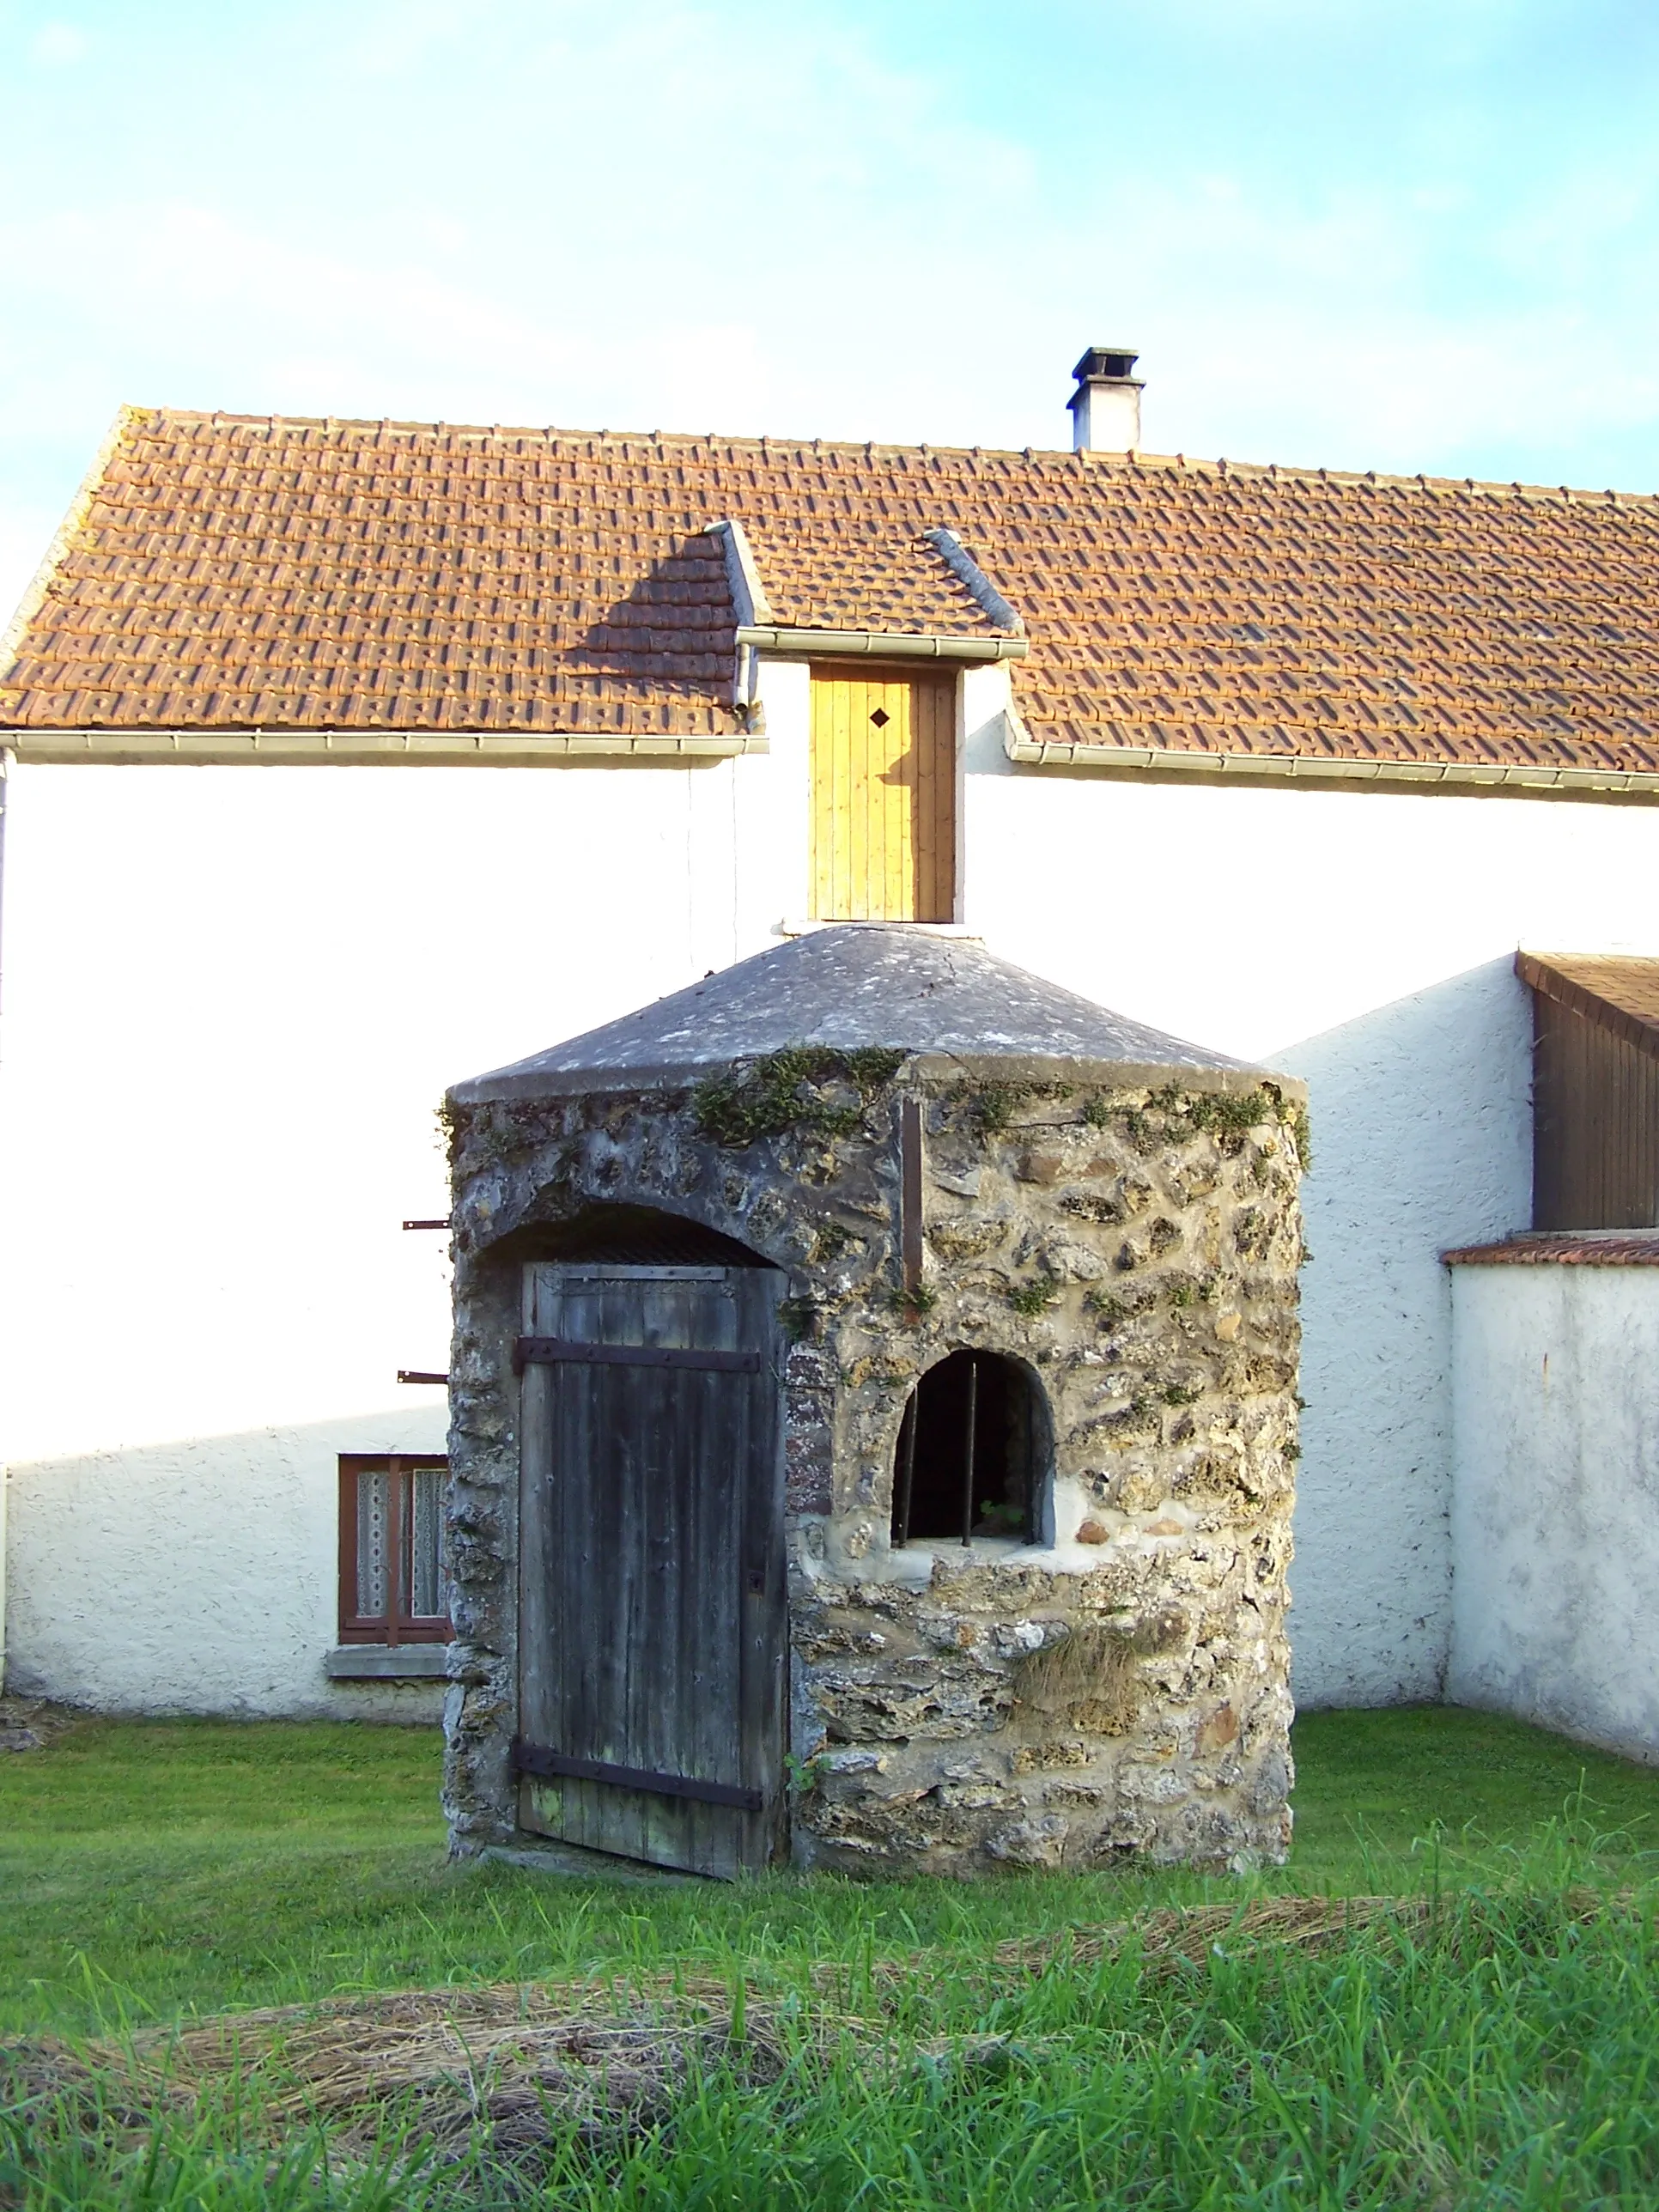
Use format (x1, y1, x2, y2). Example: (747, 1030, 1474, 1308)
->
(8, 1983, 800, 2172)
(6, 1891, 1583, 2179)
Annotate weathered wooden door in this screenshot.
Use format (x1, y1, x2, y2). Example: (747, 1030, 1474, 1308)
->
(514, 1263, 787, 1877)
(810, 666, 956, 921)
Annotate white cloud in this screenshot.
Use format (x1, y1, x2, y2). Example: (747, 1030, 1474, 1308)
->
(31, 22, 87, 64)
(3, 0, 1659, 613)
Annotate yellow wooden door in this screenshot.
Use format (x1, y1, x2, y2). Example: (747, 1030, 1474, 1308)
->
(809, 669, 956, 921)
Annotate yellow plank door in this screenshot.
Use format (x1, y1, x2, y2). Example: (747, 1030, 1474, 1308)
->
(809, 668, 956, 921)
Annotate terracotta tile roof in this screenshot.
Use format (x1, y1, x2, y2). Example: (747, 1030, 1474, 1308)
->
(8, 404, 1659, 775)
(745, 523, 992, 636)
(1443, 1233, 1659, 1266)
(1516, 952, 1659, 1058)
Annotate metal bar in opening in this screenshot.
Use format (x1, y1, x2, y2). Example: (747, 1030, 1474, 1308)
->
(513, 1337, 761, 1376)
(893, 1394, 918, 1547)
(960, 1356, 978, 1547)
(511, 1739, 763, 1813)
(404, 1218, 451, 1231)
(398, 1370, 450, 1386)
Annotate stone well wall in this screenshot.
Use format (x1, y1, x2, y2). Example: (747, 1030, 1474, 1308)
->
(442, 1053, 1304, 1875)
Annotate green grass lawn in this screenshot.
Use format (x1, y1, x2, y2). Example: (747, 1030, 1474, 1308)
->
(4, 1706, 1659, 2208)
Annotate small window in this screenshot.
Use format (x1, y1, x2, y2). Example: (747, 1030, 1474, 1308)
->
(890, 1351, 1047, 1547)
(337, 1455, 452, 1645)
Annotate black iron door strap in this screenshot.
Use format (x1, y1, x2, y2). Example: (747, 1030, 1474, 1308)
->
(512, 1738, 763, 1812)
(513, 1336, 762, 1376)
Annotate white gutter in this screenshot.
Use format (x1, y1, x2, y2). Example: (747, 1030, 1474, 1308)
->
(0, 728, 767, 765)
(1004, 726, 1659, 805)
(737, 627, 1027, 663)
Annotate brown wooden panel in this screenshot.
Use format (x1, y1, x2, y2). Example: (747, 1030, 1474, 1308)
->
(915, 672, 957, 923)
(810, 668, 955, 922)
(1533, 992, 1659, 1229)
(516, 1262, 786, 1876)
(849, 672, 872, 918)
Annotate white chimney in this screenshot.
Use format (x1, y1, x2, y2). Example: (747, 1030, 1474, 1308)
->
(1068, 346, 1143, 453)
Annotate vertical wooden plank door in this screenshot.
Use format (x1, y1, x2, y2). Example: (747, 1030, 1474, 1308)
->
(810, 666, 956, 921)
(515, 1263, 787, 1877)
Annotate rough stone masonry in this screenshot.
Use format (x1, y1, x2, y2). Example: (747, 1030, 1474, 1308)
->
(441, 927, 1306, 1877)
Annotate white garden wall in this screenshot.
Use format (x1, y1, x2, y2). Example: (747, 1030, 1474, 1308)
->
(5, 684, 1659, 1721)
(1449, 1262, 1659, 1762)
(3, 1411, 449, 1718)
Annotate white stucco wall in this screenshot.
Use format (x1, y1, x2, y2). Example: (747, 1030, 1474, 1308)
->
(3, 1410, 449, 1718)
(1449, 1263, 1659, 1761)
(0, 757, 775, 1712)
(956, 690, 1659, 1708)
(5, 679, 1659, 1717)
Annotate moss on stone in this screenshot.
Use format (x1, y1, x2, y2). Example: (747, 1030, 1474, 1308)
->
(691, 1047, 903, 1148)
(805, 1219, 858, 1265)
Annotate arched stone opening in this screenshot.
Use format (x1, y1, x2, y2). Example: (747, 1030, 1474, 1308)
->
(890, 1350, 1050, 1547)
(476, 1201, 775, 1270)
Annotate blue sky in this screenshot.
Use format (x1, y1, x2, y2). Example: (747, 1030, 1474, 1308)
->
(3, 0, 1658, 611)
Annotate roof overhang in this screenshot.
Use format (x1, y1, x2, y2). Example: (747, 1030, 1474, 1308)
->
(0, 728, 767, 766)
(1005, 728, 1659, 805)
(1444, 1233, 1659, 1267)
(1516, 950, 1659, 1058)
(452, 1051, 1302, 1109)
(738, 627, 1027, 663)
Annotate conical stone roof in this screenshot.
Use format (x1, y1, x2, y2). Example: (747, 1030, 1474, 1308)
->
(452, 927, 1266, 1105)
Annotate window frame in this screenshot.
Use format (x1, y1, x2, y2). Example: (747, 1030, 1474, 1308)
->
(890, 1350, 1049, 1550)
(337, 1453, 452, 1647)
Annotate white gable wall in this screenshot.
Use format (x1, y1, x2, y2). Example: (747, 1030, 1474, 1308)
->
(3, 689, 1659, 1718)
(953, 688, 1659, 1707)
(0, 760, 751, 1712)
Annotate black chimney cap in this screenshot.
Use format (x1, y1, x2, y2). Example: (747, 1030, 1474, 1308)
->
(1073, 346, 1140, 383)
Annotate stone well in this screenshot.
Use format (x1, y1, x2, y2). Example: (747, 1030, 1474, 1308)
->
(441, 927, 1305, 1876)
